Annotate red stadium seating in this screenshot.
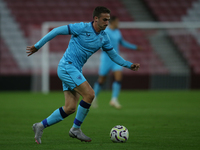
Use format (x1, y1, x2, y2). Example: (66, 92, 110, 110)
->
(6, 0, 133, 37)
(145, 0, 200, 74)
(3, 0, 168, 75)
(120, 29, 168, 74)
(144, 0, 196, 21)
(0, 38, 30, 75)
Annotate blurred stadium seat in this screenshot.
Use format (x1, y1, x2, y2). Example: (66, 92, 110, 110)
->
(0, 38, 20, 74)
(144, 0, 200, 74)
(2, 0, 167, 75)
(144, 0, 196, 21)
(1, 0, 200, 90)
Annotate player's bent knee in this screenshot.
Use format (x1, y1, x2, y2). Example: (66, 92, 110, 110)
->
(98, 76, 106, 84)
(98, 78, 105, 84)
(88, 92, 95, 101)
(85, 90, 95, 103)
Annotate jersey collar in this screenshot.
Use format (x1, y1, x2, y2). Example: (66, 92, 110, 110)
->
(91, 21, 104, 35)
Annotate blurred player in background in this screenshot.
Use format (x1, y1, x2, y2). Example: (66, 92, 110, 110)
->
(26, 7, 140, 144)
(93, 16, 141, 109)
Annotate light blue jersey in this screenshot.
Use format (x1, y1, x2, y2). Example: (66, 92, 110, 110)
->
(99, 27, 137, 76)
(61, 22, 113, 71)
(34, 22, 133, 90)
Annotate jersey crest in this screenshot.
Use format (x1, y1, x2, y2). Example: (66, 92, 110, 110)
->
(77, 75, 82, 80)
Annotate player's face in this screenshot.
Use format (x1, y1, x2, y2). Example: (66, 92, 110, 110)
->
(96, 13, 110, 31)
(112, 19, 119, 29)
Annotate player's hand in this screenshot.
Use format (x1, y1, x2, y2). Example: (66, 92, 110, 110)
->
(137, 46, 142, 51)
(131, 63, 140, 71)
(26, 45, 38, 56)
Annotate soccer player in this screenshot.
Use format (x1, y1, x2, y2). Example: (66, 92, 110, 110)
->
(93, 16, 141, 109)
(26, 6, 140, 144)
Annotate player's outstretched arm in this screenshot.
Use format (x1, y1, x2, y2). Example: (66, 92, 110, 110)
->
(120, 38, 137, 50)
(26, 25, 70, 56)
(105, 49, 140, 71)
(120, 38, 142, 51)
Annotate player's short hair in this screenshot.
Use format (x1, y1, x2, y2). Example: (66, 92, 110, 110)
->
(93, 6, 110, 19)
(110, 16, 118, 23)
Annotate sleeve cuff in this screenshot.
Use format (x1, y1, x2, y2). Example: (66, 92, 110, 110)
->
(134, 45, 137, 50)
(102, 47, 113, 51)
(67, 25, 71, 35)
(34, 43, 40, 50)
(127, 62, 133, 69)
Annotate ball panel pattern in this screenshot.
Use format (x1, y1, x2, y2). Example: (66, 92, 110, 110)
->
(110, 125, 129, 143)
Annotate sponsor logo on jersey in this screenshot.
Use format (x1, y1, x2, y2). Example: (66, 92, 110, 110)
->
(86, 33, 90, 36)
(77, 75, 82, 80)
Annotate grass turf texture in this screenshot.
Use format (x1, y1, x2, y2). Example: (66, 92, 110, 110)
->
(0, 91, 200, 150)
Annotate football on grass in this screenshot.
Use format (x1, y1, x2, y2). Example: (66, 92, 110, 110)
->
(110, 125, 129, 143)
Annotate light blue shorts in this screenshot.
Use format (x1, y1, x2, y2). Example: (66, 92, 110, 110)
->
(99, 59, 122, 76)
(57, 63, 86, 91)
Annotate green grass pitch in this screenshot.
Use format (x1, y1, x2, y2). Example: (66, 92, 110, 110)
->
(0, 90, 200, 150)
